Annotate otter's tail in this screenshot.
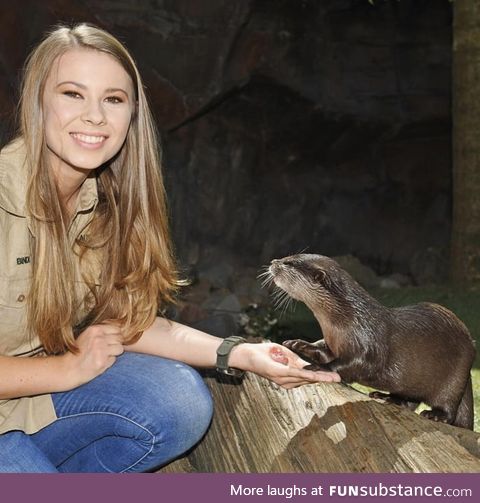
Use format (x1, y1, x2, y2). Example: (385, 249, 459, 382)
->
(454, 376, 474, 430)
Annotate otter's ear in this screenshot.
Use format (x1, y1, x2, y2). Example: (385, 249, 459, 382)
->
(313, 269, 326, 283)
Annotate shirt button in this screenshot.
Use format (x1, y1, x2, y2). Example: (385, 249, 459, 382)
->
(17, 294, 26, 303)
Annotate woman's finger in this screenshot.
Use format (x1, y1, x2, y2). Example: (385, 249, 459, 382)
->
(275, 363, 340, 382)
(98, 324, 123, 335)
(109, 344, 125, 356)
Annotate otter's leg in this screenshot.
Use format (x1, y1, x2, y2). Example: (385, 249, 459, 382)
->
(283, 339, 336, 367)
(419, 373, 474, 429)
(421, 377, 474, 430)
(369, 392, 418, 411)
(453, 377, 474, 430)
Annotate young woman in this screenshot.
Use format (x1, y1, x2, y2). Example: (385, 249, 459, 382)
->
(0, 24, 340, 473)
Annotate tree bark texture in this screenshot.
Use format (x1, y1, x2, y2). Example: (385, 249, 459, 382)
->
(160, 373, 480, 473)
(452, 0, 480, 284)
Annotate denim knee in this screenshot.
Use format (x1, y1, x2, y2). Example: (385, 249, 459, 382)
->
(140, 359, 214, 461)
(95, 353, 213, 470)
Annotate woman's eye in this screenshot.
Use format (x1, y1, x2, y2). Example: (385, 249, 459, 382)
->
(63, 91, 82, 99)
(105, 96, 123, 104)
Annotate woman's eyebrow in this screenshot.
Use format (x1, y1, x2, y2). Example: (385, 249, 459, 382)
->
(56, 80, 87, 89)
(105, 87, 129, 97)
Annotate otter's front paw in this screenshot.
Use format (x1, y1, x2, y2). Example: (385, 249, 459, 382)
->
(283, 339, 333, 367)
(283, 339, 317, 359)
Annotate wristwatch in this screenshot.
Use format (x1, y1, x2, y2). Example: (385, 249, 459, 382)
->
(216, 336, 246, 378)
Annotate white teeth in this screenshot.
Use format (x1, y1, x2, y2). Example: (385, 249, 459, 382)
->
(71, 133, 106, 144)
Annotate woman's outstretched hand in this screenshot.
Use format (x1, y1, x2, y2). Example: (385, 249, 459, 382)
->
(228, 342, 341, 389)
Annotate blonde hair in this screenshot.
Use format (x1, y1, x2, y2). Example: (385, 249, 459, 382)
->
(20, 23, 179, 354)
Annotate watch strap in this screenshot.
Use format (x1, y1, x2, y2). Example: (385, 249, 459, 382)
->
(216, 336, 246, 377)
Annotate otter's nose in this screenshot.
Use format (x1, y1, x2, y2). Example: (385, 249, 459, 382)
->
(271, 257, 296, 269)
(270, 259, 280, 273)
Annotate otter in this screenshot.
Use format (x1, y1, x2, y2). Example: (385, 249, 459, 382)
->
(267, 254, 476, 430)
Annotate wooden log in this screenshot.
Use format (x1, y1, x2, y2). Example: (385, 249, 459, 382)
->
(160, 371, 480, 473)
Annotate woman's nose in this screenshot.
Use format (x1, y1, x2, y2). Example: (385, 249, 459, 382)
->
(81, 100, 106, 126)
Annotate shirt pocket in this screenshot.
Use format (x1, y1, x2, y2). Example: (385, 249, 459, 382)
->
(0, 276, 31, 356)
(0, 276, 30, 308)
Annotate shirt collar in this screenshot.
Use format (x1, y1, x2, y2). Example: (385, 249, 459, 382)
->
(0, 137, 98, 218)
(0, 138, 29, 217)
(75, 174, 98, 214)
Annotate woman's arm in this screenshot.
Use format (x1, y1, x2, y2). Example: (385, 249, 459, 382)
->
(0, 318, 339, 399)
(125, 317, 340, 389)
(0, 324, 124, 399)
(0, 353, 74, 399)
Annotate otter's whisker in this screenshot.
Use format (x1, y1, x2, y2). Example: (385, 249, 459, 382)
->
(296, 246, 310, 255)
(272, 290, 287, 309)
(260, 275, 274, 289)
(257, 266, 270, 277)
(257, 267, 275, 289)
(272, 288, 291, 312)
(280, 296, 294, 318)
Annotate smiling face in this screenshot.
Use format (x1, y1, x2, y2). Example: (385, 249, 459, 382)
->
(42, 48, 135, 177)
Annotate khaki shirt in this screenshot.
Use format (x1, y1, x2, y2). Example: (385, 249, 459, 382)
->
(0, 138, 99, 434)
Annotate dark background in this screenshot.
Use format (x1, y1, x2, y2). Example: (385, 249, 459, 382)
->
(0, 0, 452, 281)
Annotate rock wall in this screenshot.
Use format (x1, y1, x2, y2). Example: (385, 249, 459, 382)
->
(0, 0, 453, 278)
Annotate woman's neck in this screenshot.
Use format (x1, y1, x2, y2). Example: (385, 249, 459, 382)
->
(51, 162, 90, 217)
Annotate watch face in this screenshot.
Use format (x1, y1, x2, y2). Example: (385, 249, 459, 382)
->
(216, 367, 245, 378)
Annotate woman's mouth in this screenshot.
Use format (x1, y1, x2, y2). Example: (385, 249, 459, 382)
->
(70, 132, 107, 147)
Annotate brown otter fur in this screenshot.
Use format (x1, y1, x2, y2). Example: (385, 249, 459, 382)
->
(268, 254, 476, 430)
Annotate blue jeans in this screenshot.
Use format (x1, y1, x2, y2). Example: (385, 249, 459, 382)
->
(0, 352, 213, 472)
